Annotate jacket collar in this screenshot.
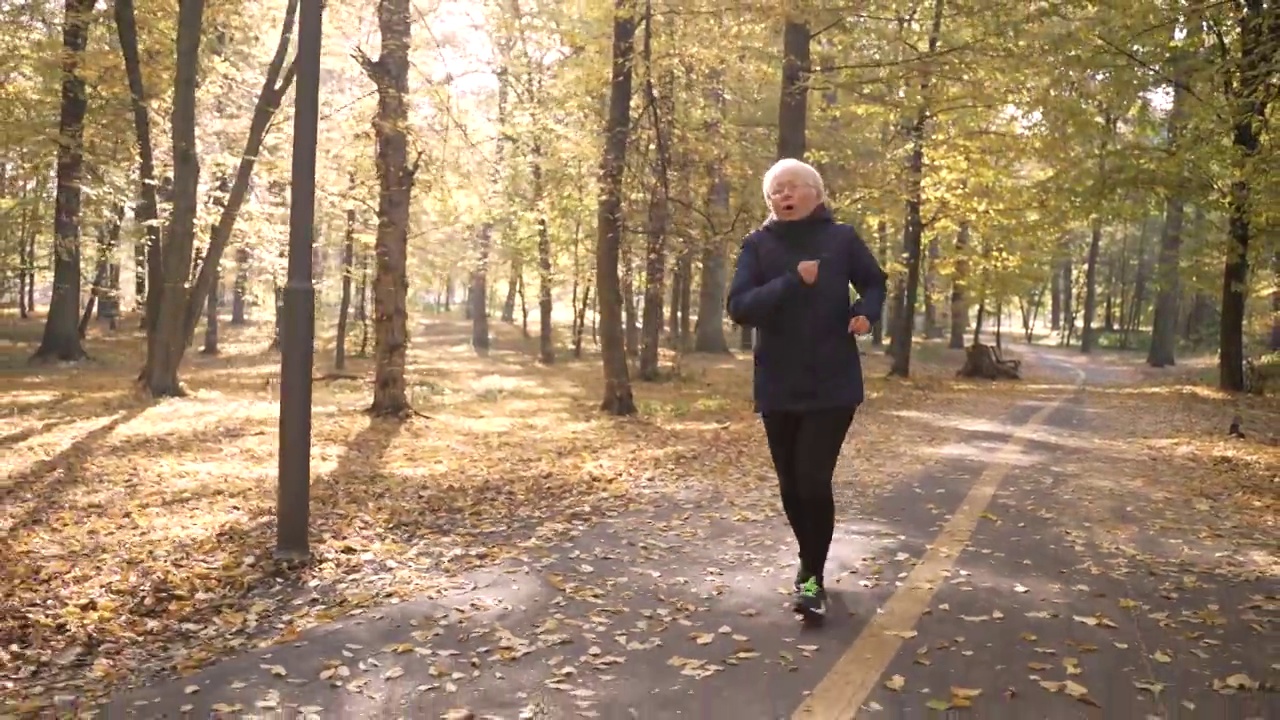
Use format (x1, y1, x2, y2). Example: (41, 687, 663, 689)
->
(762, 203, 834, 236)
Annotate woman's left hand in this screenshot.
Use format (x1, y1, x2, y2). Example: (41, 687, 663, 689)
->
(848, 316, 871, 335)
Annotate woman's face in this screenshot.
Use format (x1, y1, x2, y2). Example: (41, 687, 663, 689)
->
(766, 169, 820, 221)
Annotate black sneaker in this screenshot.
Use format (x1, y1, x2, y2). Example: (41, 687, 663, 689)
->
(796, 576, 826, 617)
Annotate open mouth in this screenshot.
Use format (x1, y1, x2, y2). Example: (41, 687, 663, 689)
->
(782, 204, 795, 212)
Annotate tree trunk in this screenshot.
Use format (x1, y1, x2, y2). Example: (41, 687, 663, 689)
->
(638, 29, 671, 381)
(1081, 110, 1115, 354)
(32, 0, 96, 363)
(518, 272, 529, 336)
(995, 298, 1004, 350)
(1149, 199, 1184, 366)
(675, 248, 692, 349)
(574, 279, 591, 359)
(470, 226, 493, 350)
(17, 197, 30, 319)
(1060, 258, 1074, 345)
(139, 0, 204, 395)
(335, 178, 355, 370)
(872, 219, 888, 347)
(132, 238, 144, 316)
(501, 255, 519, 323)
(666, 258, 681, 347)
(1080, 215, 1103, 353)
(638, 185, 668, 379)
(26, 205, 37, 315)
(231, 247, 249, 324)
(621, 237, 639, 357)
(361, 0, 415, 415)
(570, 217, 588, 359)
(887, 0, 944, 377)
(86, 204, 124, 332)
(1103, 254, 1116, 333)
(595, 0, 638, 415)
(1123, 216, 1150, 348)
(357, 246, 370, 356)
(1021, 286, 1044, 344)
(470, 71, 507, 354)
(1220, 177, 1251, 391)
(923, 235, 942, 339)
(694, 232, 730, 354)
(972, 294, 986, 347)
(1050, 261, 1061, 332)
(201, 268, 220, 354)
(694, 70, 730, 354)
(1270, 248, 1279, 351)
(1218, 0, 1270, 391)
(777, 18, 809, 160)
(78, 230, 109, 339)
(114, 0, 164, 334)
(531, 142, 554, 364)
(948, 222, 970, 349)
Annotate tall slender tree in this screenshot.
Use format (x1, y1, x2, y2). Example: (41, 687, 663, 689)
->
(596, 0, 639, 415)
(358, 0, 416, 415)
(31, 0, 97, 363)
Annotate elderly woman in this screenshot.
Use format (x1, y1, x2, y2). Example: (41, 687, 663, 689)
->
(727, 158, 888, 618)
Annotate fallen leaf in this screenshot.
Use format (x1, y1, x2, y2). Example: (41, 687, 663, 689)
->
(1040, 679, 1099, 706)
(1134, 680, 1165, 698)
(1212, 673, 1259, 693)
(884, 674, 905, 692)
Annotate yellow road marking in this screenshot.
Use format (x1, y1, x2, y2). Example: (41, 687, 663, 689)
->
(794, 373, 1084, 720)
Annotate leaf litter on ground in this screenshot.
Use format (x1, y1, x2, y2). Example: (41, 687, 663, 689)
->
(864, 352, 1277, 716)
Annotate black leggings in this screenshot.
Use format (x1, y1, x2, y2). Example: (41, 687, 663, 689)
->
(762, 407, 855, 587)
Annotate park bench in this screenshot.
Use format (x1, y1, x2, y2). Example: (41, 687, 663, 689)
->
(957, 342, 1022, 380)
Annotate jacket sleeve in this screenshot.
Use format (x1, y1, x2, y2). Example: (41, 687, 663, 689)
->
(727, 235, 799, 328)
(846, 226, 888, 326)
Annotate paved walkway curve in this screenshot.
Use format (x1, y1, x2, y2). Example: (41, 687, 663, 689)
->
(96, 349, 1277, 719)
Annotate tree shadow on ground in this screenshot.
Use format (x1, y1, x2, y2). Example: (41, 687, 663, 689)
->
(1, 406, 148, 541)
(0, 417, 61, 447)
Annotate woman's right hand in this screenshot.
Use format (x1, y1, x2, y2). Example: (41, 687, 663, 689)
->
(797, 259, 819, 285)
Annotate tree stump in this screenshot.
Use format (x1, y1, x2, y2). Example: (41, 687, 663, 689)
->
(957, 342, 1021, 380)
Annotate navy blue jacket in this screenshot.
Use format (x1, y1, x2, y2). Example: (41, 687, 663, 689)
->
(726, 205, 888, 414)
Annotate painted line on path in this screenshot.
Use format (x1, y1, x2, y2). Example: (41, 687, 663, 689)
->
(793, 365, 1087, 719)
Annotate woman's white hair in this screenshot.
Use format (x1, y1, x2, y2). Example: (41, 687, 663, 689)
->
(762, 158, 826, 204)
